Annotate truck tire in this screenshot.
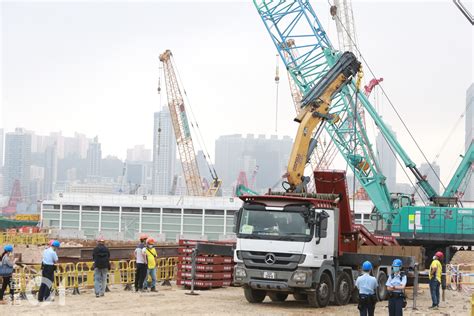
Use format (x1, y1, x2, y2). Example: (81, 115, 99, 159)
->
(376, 271, 388, 301)
(293, 293, 307, 301)
(307, 290, 320, 308)
(350, 287, 359, 304)
(268, 292, 288, 302)
(308, 272, 332, 308)
(334, 272, 352, 306)
(244, 287, 266, 303)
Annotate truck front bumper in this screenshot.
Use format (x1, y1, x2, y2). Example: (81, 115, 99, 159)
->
(233, 263, 313, 291)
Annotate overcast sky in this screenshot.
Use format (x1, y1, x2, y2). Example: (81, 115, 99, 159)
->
(1, 0, 473, 186)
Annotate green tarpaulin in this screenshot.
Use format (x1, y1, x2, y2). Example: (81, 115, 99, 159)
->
(0, 217, 38, 229)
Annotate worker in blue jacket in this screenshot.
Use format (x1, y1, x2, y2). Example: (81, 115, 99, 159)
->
(386, 258, 407, 316)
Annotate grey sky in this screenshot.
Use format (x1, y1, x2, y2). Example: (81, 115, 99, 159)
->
(1, 1, 473, 186)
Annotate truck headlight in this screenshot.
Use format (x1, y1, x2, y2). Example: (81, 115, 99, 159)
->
(235, 267, 247, 278)
(292, 271, 307, 282)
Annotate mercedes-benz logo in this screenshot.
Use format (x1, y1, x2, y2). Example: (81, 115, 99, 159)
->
(265, 253, 276, 265)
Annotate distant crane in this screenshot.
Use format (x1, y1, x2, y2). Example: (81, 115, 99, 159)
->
(3, 180, 22, 216)
(159, 50, 222, 196)
(249, 165, 259, 190)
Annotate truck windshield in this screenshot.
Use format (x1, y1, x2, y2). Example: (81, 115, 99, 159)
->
(237, 208, 312, 241)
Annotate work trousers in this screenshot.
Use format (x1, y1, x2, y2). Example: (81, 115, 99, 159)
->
(94, 268, 108, 296)
(358, 294, 376, 316)
(135, 263, 147, 291)
(429, 278, 440, 307)
(143, 267, 157, 289)
(388, 296, 404, 316)
(359, 302, 375, 316)
(38, 264, 55, 302)
(0, 276, 14, 301)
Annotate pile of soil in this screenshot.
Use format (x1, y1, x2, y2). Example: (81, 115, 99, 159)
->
(450, 250, 474, 265)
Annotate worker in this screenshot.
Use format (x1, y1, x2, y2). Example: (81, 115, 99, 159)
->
(429, 251, 443, 309)
(134, 233, 148, 292)
(386, 258, 407, 316)
(92, 236, 110, 298)
(38, 240, 60, 302)
(355, 261, 377, 316)
(142, 237, 158, 292)
(0, 245, 16, 304)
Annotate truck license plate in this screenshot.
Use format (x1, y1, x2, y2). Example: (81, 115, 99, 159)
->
(263, 271, 275, 279)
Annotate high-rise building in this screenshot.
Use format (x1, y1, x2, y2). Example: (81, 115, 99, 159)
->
(3, 128, 32, 201)
(215, 134, 292, 194)
(44, 144, 58, 197)
(63, 133, 90, 159)
(464, 83, 474, 200)
(0, 128, 4, 169)
(86, 136, 102, 178)
(152, 109, 176, 195)
(50, 132, 65, 159)
(127, 145, 152, 162)
(376, 125, 397, 192)
(74, 132, 90, 159)
(420, 162, 441, 196)
(196, 150, 209, 182)
(127, 161, 153, 191)
(30, 165, 45, 201)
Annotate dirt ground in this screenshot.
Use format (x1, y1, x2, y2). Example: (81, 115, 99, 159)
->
(0, 282, 471, 316)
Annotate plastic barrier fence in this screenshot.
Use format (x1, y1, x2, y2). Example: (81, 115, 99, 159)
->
(446, 264, 474, 293)
(2, 258, 178, 298)
(0, 233, 48, 246)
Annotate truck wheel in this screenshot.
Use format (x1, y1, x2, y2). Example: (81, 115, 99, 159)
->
(268, 292, 288, 302)
(244, 287, 266, 303)
(334, 272, 352, 306)
(307, 291, 320, 308)
(293, 293, 307, 301)
(308, 272, 332, 308)
(350, 287, 359, 304)
(376, 271, 388, 301)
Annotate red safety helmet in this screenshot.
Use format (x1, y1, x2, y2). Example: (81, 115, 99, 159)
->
(48, 240, 55, 246)
(139, 233, 149, 240)
(146, 237, 155, 245)
(435, 251, 444, 260)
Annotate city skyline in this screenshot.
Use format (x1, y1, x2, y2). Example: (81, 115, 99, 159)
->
(2, 1, 472, 189)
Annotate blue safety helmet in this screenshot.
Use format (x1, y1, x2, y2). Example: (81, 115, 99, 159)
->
(4, 244, 13, 252)
(392, 258, 402, 267)
(362, 261, 372, 271)
(52, 240, 61, 248)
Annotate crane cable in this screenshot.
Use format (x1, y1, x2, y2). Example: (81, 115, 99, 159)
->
(328, 0, 446, 193)
(156, 64, 163, 173)
(170, 54, 219, 182)
(433, 103, 471, 163)
(329, 2, 426, 204)
(275, 54, 280, 133)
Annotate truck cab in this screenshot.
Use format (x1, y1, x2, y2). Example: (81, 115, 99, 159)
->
(234, 194, 353, 307)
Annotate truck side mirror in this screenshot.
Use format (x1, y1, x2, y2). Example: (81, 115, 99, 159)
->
(233, 209, 241, 233)
(319, 211, 329, 238)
